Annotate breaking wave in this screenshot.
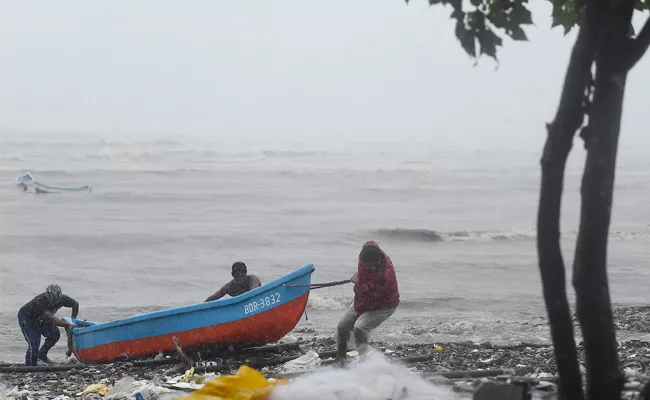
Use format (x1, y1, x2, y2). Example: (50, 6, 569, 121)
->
(306, 293, 351, 311)
(372, 228, 650, 242)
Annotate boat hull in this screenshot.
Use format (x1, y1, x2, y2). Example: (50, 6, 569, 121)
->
(65, 264, 314, 364)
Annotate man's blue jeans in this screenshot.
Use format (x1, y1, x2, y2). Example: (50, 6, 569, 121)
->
(17, 312, 60, 366)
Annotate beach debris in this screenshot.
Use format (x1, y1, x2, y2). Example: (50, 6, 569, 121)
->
(172, 337, 195, 370)
(271, 350, 458, 400)
(473, 381, 528, 400)
(180, 368, 203, 384)
(172, 365, 286, 400)
(2, 386, 31, 398)
(5, 332, 650, 400)
(82, 383, 110, 396)
(166, 372, 218, 391)
(130, 382, 171, 400)
(279, 351, 321, 374)
(105, 376, 136, 398)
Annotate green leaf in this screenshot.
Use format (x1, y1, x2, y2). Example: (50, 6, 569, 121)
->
(477, 28, 502, 60)
(488, 14, 507, 29)
(551, 9, 579, 35)
(455, 18, 476, 58)
(450, 9, 465, 20)
(461, 34, 477, 58)
(512, 5, 533, 25)
(445, 0, 463, 11)
(511, 26, 528, 41)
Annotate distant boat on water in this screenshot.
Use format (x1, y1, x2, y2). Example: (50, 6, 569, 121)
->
(14, 172, 92, 194)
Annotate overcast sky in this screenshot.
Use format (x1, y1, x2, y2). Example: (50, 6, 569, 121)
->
(0, 0, 648, 150)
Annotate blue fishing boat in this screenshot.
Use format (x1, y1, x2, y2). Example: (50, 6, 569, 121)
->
(64, 264, 315, 364)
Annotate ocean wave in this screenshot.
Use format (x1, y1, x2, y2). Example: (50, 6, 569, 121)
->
(0, 154, 27, 162)
(306, 293, 351, 311)
(372, 228, 650, 242)
(0, 139, 184, 147)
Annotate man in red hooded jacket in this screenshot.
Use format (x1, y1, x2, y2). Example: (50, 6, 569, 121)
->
(335, 241, 399, 363)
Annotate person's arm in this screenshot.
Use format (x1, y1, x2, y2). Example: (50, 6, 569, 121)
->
(351, 272, 375, 296)
(43, 311, 74, 329)
(248, 275, 262, 290)
(205, 285, 228, 302)
(61, 295, 79, 319)
(354, 267, 389, 297)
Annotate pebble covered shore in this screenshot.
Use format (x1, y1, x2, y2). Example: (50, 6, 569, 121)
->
(3, 306, 650, 399)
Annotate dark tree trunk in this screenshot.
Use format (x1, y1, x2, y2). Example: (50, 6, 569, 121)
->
(537, 4, 600, 400)
(572, 2, 636, 399)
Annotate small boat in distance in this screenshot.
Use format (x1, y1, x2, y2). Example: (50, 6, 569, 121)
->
(15, 172, 92, 194)
(63, 264, 315, 364)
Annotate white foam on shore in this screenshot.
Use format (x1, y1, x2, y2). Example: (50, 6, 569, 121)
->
(306, 293, 350, 311)
(270, 350, 460, 400)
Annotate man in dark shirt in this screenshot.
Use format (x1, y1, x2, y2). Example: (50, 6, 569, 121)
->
(204, 262, 262, 302)
(17, 284, 80, 366)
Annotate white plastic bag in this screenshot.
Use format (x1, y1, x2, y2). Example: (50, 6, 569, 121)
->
(279, 351, 321, 374)
(105, 376, 136, 399)
(270, 350, 460, 400)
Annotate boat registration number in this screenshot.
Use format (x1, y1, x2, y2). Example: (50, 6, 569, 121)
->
(244, 293, 281, 315)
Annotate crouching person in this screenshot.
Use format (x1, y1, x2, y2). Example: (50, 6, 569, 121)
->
(335, 241, 399, 364)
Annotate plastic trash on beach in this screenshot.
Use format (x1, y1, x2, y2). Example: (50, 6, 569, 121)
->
(279, 351, 321, 374)
(2, 386, 31, 398)
(167, 372, 218, 391)
(172, 365, 287, 400)
(105, 376, 136, 399)
(269, 350, 460, 400)
(82, 383, 110, 396)
(131, 382, 172, 400)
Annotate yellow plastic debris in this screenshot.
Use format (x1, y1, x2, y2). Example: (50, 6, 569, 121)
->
(173, 365, 287, 400)
(181, 367, 196, 383)
(435, 345, 443, 353)
(82, 383, 110, 396)
(180, 367, 206, 384)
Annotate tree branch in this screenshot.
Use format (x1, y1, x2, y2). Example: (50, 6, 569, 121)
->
(622, 16, 650, 71)
(537, 4, 601, 400)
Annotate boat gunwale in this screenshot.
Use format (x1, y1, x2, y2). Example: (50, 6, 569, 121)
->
(69, 264, 315, 335)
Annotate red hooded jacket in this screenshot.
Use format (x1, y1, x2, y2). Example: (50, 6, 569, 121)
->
(353, 241, 400, 313)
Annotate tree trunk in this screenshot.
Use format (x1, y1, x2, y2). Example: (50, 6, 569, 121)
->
(572, 2, 635, 399)
(537, 5, 600, 400)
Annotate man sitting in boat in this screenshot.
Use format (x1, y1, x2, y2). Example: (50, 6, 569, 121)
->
(334, 241, 399, 364)
(204, 262, 262, 302)
(17, 284, 80, 366)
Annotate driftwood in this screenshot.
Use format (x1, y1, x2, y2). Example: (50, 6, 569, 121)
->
(173, 336, 196, 370)
(195, 351, 436, 374)
(132, 341, 304, 367)
(242, 341, 303, 354)
(425, 369, 515, 380)
(0, 364, 87, 373)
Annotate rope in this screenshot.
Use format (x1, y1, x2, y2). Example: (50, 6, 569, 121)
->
(284, 279, 351, 289)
